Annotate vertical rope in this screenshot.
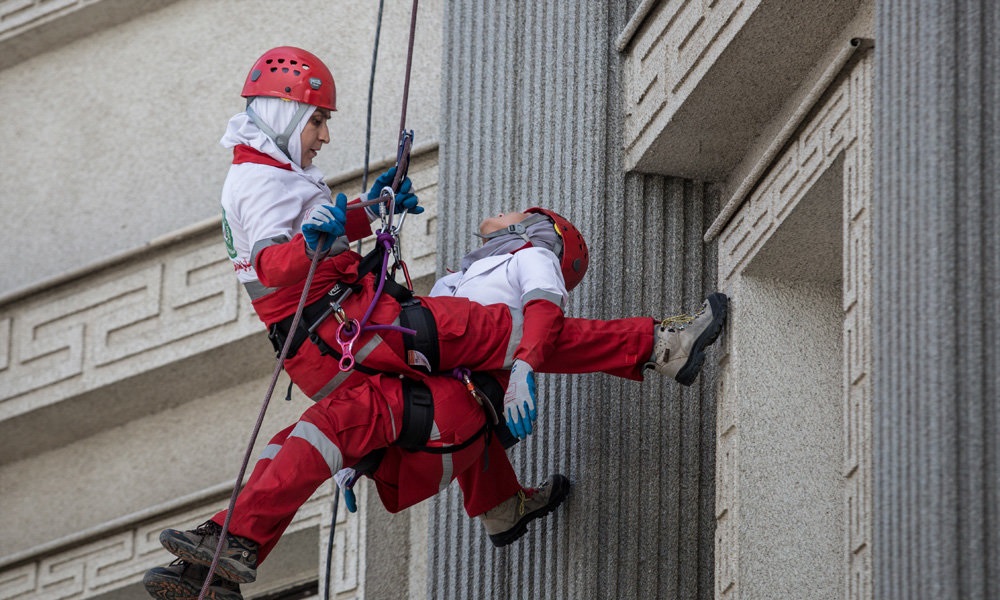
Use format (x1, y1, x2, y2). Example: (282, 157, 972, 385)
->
(197, 247, 326, 600)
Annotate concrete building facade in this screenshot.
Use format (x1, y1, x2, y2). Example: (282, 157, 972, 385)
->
(1, 1, 997, 600)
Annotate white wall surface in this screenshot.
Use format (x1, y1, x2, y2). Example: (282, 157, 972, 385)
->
(0, 0, 441, 296)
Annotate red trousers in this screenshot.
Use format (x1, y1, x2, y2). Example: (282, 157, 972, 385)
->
(216, 309, 654, 564)
(284, 294, 655, 402)
(213, 375, 520, 563)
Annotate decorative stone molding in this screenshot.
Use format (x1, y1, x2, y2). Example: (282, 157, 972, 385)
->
(0, 0, 183, 70)
(622, 0, 757, 171)
(841, 56, 873, 600)
(715, 53, 872, 599)
(0, 234, 260, 422)
(0, 483, 359, 600)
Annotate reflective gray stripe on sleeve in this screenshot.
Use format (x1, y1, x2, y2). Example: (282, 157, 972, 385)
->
(258, 443, 282, 461)
(243, 236, 291, 300)
(289, 421, 343, 477)
(250, 235, 291, 265)
(243, 280, 278, 300)
(309, 331, 391, 402)
(521, 289, 563, 306)
(428, 421, 441, 442)
(504, 306, 523, 368)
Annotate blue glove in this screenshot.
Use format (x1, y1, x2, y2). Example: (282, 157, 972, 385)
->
(344, 487, 358, 513)
(503, 359, 538, 439)
(393, 177, 423, 215)
(301, 193, 348, 253)
(368, 167, 424, 215)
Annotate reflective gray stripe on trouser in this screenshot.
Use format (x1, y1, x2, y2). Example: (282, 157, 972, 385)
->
(258, 444, 282, 461)
(439, 454, 453, 491)
(504, 306, 524, 368)
(289, 421, 343, 477)
(309, 330, 392, 402)
(428, 421, 454, 491)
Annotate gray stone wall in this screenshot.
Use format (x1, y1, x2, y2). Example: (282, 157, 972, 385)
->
(429, 3, 718, 598)
(873, 1, 1000, 599)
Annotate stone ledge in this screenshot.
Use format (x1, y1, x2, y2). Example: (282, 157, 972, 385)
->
(0, 0, 182, 70)
(621, 0, 862, 180)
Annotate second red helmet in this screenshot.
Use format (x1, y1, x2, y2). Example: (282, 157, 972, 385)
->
(242, 46, 336, 110)
(525, 207, 589, 291)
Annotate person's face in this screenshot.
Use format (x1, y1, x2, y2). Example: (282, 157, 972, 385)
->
(299, 108, 331, 168)
(478, 211, 527, 237)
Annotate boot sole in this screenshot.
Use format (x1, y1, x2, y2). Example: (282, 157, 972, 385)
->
(488, 474, 571, 548)
(159, 531, 256, 584)
(675, 293, 728, 386)
(142, 569, 241, 600)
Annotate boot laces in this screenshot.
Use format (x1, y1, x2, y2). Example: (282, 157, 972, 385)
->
(517, 489, 528, 516)
(659, 314, 695, 331)
(168, 557, 194, 572)
(194, 520, 222, 536)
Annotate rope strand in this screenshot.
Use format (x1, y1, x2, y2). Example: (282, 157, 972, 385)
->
(197, 244, 326, 600)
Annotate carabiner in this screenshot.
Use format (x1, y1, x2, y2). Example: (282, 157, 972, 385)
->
(336, 319, 361, 372)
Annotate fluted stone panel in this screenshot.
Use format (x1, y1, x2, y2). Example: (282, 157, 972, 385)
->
(873, 1, 1000, 599)
(431, 2, 718, 598)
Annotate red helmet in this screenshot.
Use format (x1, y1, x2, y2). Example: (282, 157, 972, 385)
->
(525, 207, 589, 291)
(242, 46, 336, 110)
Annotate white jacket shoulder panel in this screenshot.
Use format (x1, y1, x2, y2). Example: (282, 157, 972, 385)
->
(220, 162, 331, 284)
(427, 247, 568, 309)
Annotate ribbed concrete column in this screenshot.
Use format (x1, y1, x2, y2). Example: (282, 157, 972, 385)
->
(430, 2, 718, 599)
(873, 1, 1000, 598)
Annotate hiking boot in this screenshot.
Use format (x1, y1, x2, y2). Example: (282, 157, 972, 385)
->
(648, 292, 728, 385)
(479, 474, 571, 547)
(143, 559, 242, 600)
(159, 521, 258, 584)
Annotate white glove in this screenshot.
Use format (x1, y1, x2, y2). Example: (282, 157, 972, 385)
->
(503, 359, 538, 439)
(334, 467, 358, 513)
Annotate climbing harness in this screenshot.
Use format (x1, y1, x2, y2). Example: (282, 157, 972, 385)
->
(339, 369, 514, 503)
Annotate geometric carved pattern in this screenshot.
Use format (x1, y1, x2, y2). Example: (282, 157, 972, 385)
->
(0, 236, 258, 420)
(0, 0, 87, 37)
(718, 70, 855, 285)
(623, 0, 758, 159)
(841, 54, 873, 600)
(0, 483, 361, 600)
(715, 53, 873, 600)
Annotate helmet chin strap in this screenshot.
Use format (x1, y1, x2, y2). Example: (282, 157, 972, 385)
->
(475, 213, 549, 243)
(246, 99, 312, 164)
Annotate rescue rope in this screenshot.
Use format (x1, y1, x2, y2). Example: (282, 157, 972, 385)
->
(197, 246, 325, 600)
(331, 0, 386, 592)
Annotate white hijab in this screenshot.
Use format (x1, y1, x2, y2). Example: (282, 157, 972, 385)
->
(219, 96, 326, 187)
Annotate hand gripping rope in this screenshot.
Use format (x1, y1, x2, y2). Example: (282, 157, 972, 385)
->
(197, 1, 422, 599)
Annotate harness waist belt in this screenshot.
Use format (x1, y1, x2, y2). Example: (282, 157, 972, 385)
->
(398, 300, 440, 371)
(268, 282, 359, 359)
